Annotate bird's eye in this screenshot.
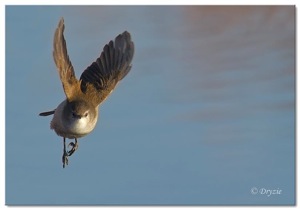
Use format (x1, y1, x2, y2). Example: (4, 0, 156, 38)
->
(84, 113, 88, 117)
(72, 112, 76, 117)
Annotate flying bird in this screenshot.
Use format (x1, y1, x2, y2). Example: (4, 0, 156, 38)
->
(39, 18, 134, 168)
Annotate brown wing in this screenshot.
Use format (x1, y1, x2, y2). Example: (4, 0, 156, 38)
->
(53, 18, 80, 101)
(80, 31, 134, 106)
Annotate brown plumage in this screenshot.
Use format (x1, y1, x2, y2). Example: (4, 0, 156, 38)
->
(52, 18, 134, 105)
(39, 18, 134, 167)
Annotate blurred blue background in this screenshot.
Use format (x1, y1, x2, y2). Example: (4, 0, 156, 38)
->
(5, 6, 295, 205)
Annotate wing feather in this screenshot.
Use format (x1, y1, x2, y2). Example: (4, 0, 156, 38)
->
(80, 31, 134, 105)
(53, 18, 79, 101)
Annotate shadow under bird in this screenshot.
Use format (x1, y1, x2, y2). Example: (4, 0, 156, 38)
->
(39, 18, 134, 168)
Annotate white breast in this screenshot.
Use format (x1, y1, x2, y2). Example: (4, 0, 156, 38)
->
(66, 117, 94, 135)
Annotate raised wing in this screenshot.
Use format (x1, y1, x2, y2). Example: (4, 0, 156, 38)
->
(80, 31, 134, 106)
(53, 18, 80, 101)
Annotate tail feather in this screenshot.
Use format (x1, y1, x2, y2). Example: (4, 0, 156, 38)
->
(39, 110, 55, 116)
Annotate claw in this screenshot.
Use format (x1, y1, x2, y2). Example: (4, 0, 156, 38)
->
(68, 142, 75, 154)
(67, 139, 78, 156)
(68, 142, 75, 148)
(62, 151, 69, 168)
(61, 138, 79, 168)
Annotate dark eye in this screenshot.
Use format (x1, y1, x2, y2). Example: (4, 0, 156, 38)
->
(72, 112, 76, 117)
(84, 113, 88, 117)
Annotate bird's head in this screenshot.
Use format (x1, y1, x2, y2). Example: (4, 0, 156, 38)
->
(65, 100, 96, 122)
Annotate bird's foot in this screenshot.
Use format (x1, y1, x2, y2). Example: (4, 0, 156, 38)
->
(61, 138, 78, 168)
(62, 150, 69, 168)
(67, 139, 78, 156)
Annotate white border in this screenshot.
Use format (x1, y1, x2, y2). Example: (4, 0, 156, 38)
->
(1, 0, 299, 5)
(1, 1, 298, 210)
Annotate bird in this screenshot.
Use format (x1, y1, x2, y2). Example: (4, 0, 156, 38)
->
(39, 18, 134, 168)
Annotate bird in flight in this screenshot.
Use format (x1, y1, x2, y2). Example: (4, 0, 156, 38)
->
(39, 18, 134, 168)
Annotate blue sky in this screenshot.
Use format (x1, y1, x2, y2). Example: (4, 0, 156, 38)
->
(5, 6, 295, 205)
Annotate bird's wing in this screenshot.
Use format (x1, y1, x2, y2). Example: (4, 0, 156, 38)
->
(53, 18, 80, 101)
(79, 31, 134, 106)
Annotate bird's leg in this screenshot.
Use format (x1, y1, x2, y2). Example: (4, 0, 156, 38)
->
(62, 137, 68, 168)
(67, 138, 78, 156)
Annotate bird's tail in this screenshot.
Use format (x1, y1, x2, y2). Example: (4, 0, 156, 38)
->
(39, 110, 55, 116)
